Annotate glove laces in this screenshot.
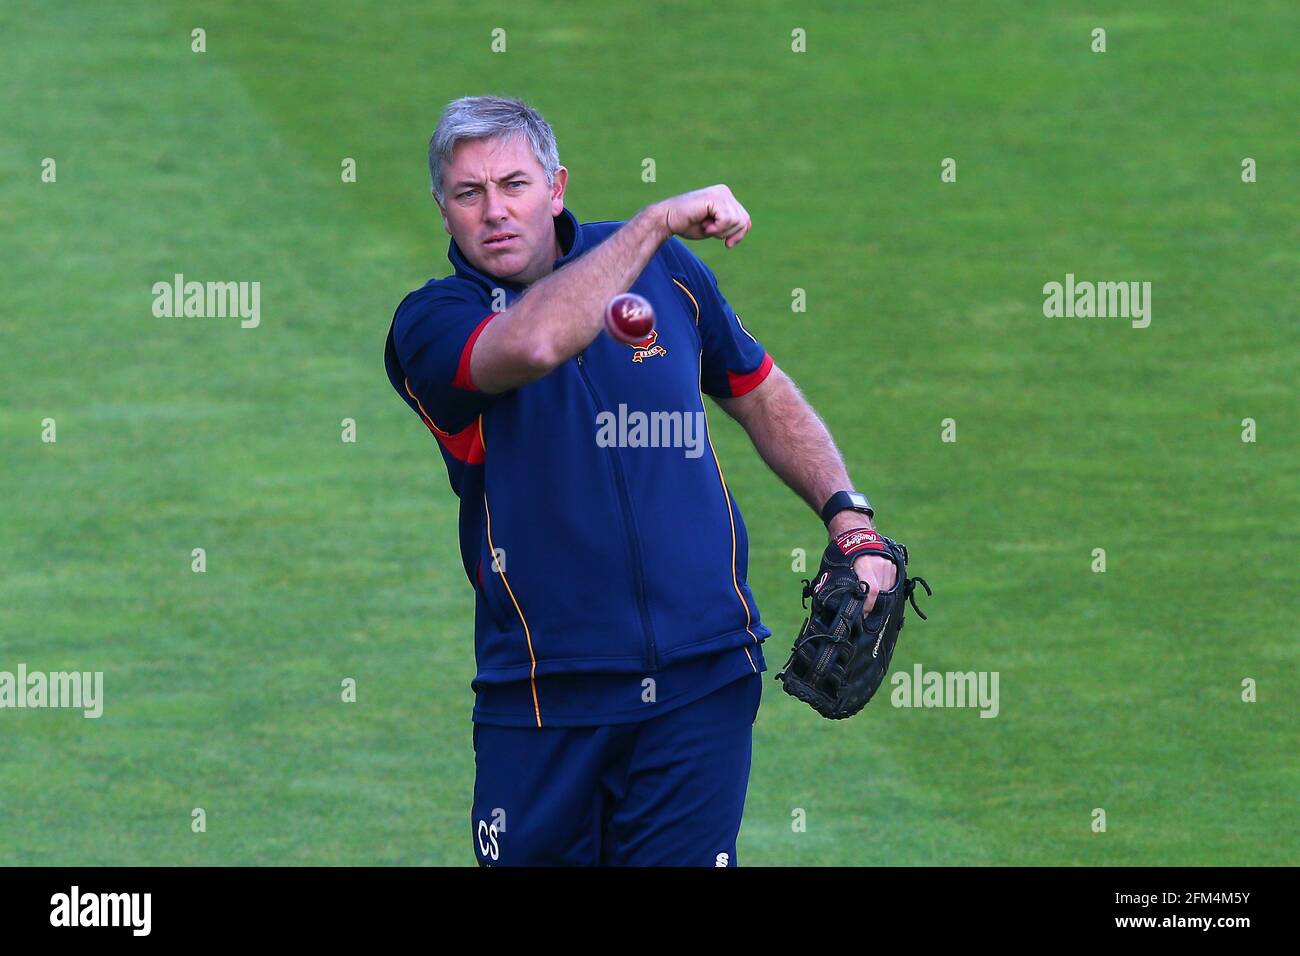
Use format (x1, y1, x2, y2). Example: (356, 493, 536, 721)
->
(903, 576, 932, 619)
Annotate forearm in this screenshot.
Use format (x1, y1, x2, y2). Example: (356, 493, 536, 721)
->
(504, 204, 670, 367)
(727, 366, 870, 530)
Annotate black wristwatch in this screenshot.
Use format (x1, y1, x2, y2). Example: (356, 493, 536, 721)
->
(820, 490, 874, 526)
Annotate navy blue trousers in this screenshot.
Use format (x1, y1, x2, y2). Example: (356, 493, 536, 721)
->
(470, 672, 761, 866)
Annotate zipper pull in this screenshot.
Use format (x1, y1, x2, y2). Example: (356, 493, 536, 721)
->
(577, 352, 584, 366)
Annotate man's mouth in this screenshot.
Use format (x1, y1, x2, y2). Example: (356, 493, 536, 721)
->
(484, 234, 518, 248)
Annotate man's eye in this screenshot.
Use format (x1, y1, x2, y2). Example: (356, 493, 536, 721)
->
(458, 190, 477, 200)
(509, 181, 526, 188)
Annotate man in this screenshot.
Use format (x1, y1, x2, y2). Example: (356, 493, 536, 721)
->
(384, 95, 896, 866)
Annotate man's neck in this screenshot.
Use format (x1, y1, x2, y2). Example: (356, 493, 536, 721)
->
(522, 225, 564, 287)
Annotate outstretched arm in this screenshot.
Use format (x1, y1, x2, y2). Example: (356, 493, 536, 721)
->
(468, 186, 753, 394)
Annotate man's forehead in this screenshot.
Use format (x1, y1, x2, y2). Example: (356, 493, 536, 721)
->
(449, 134, 538, 175)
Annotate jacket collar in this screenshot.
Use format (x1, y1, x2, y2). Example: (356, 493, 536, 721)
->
(447, 206, 584, 293)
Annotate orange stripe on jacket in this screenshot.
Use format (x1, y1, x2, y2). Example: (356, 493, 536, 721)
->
(696, 353, 759, 644)
(483, 490, 542, 727)
(672, 277, 701, 325)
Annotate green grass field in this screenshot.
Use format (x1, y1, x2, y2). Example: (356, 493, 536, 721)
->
(2, 1, 1295, 866)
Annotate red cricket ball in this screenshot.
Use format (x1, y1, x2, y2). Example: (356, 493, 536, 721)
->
(604, 292, 656, 345)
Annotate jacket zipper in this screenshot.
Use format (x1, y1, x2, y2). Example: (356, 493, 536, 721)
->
(576, 351, 660, 670)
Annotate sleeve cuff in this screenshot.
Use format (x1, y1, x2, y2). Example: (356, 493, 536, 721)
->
(451, 313, 500, 392)
(724, 353, 773, 397)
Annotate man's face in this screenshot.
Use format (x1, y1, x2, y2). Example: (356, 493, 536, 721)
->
(436, 133, 567, 286)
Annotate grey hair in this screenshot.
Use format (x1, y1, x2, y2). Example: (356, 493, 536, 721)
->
(428, 95, 560, 205)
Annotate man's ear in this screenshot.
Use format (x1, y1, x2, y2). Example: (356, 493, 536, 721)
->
(433, 195, 451, 234)
(549, 166, 569, 216)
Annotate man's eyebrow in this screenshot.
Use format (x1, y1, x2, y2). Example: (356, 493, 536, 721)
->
(450, 171, 532, 190)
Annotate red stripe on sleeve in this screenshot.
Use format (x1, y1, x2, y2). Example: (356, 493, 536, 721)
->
(725, 353, 773, 397)
(452, 313, 500, 392)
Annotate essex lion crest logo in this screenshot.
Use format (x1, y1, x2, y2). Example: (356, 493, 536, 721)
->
(629, 328, 667, 364)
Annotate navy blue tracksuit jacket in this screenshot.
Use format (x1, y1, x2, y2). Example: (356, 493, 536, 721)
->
(384, 207, 774, 727)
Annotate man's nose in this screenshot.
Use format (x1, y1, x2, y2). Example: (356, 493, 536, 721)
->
(483, 184, 509, 222)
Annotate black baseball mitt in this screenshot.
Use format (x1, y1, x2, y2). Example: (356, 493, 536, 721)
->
(776, 528, 931, 719)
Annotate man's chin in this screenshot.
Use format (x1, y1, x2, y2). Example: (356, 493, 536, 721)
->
(474, 252, 530, 284)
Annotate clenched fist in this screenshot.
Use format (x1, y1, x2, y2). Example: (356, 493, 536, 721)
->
(654, 185, 753, 249)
